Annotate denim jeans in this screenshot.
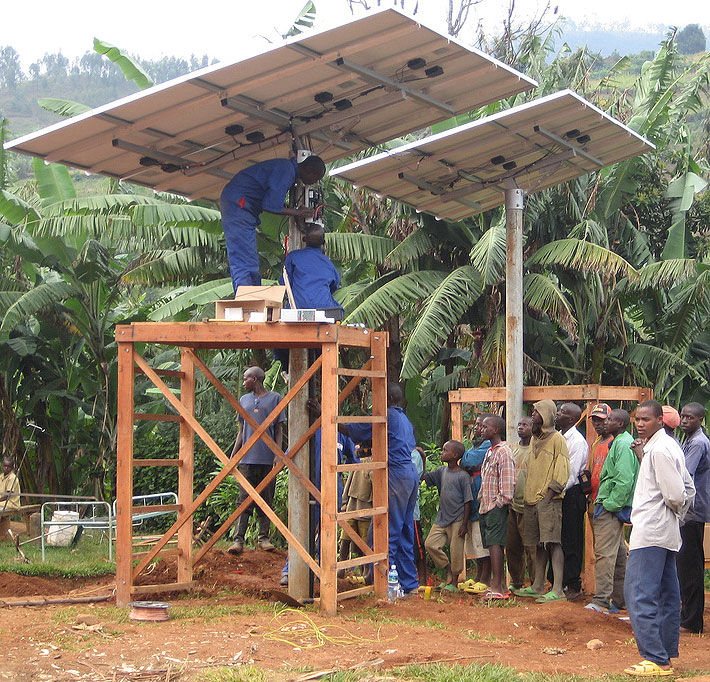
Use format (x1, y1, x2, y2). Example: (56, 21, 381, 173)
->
(624, 546, 680, 665)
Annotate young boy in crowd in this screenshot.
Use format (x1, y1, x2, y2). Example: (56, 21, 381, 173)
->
(478, 415, 516, 599)
(507, 417, 534, 591)
(423, 440, 473, 587)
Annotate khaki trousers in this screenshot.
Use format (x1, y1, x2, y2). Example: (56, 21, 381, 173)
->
(425, 519, 466, 577)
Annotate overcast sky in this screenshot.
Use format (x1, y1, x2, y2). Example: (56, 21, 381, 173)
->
(2, 0, 707, 69)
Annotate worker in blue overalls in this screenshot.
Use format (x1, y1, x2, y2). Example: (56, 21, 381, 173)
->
(220, 155, 326, 292)
(282, 224, 343, 315)
(341, 383, 420, 596)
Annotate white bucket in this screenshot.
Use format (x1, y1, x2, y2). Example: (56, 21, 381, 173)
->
(46, 511, 80, 547)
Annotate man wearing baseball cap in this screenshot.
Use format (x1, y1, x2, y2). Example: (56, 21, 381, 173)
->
(588, 404, 613, 503)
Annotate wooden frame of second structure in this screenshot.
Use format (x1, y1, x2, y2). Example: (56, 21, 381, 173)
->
(114, 321, 390, 615)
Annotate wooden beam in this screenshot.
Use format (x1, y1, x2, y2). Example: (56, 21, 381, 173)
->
(336, 553, 388, 570)
(133, 459, 183, 467)
(132, 548, 183, 560)
(451, 402, 463, 441)
(131, 581, 196, 596)
(116, 322, 373, 348)
(335, 462, 387, 472)
(336, 368, 387, 378)
(178, 348, 195, 585)
(115, 341, 135, 607)
(336, 585, 375, 601)
(336, 506, 387, 521)
(319, 340, 339, 616)
(449, 385, 651, 404)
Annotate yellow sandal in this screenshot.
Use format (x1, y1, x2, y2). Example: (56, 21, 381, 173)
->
(623, 660, 673, 676)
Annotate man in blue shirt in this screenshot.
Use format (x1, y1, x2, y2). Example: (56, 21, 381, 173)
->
(677, 402, 710, 633)
(220, 155, 326, 292)
(341, 383, 420, 595)
(282, 224, 343, 314)
(228, 366, 286, 555)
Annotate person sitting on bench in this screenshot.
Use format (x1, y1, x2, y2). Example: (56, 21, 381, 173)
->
(0, 457, 20, 511)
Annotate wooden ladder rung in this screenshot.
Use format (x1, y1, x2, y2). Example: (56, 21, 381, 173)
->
(131, 504, 182, 514)
(132, 548, 183, 560)
(335, 462, 387, 473)
(335, 416, 386, 424)
(133, 459, 184, 467)
(336, 506, 387, 521)
(336, 368, 387, 378)
(336, 552, 388, 570)
(135, 367, 185, 378)
(131, 580, 195, 596)
(336, 584, 374, 601)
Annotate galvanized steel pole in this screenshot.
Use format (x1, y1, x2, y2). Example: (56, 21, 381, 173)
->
(505, 184, 525, 441)
(287, 218, 311, 601)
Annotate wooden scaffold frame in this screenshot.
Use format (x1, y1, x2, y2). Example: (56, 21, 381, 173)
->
(115, 321, 390, 615)
(450, 384, 654, 447)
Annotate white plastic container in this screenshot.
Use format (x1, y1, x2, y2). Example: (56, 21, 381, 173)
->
(46, 511, 80, 546)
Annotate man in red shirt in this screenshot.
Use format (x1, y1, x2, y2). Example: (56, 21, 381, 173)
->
(588, 404, 613, 504)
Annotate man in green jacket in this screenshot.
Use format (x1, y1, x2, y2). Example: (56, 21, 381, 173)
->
(585, 409, 639, 614)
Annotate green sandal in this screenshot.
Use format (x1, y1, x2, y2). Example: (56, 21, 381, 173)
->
(512, 586, 542, 598)
(535, 590, 565, 603)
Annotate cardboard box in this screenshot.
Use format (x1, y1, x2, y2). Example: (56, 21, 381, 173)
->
(214, 285, 285, 322)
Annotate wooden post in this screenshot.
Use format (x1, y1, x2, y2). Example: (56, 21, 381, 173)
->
(178, 349, 195, 584)
(451, 402, 463, 442)
(370, 331, 389, 599)
(319, 340, 339, 615)
(115, 340, 134, 606)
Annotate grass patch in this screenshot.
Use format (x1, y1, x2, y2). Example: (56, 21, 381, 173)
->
(194, 666, 272, 682)
(0, 534, 114, 578)
(346, 605, 445, 630)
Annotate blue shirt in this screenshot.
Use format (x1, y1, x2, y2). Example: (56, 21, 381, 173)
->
(347, 406, 416, 470)
(238, 391, 287, 465)
(282, 247, 343, 311)
(221, 158, 298, 223)
(683, 427, 710, 523)
(461, 440, 491, 470)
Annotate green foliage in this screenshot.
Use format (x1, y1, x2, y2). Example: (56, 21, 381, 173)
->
(37, 98, 91, 118)
(93, 38, 153, 90)
(677, 24, 707, 55)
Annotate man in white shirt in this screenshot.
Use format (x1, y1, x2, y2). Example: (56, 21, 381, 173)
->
(555, 403, 588, 601)
(623, 400, 695, 677)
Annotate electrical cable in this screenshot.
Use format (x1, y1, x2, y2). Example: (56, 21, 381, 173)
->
(262, 607, 395, 649)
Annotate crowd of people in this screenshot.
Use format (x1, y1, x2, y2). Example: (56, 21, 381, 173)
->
(226, 388, 708, 677)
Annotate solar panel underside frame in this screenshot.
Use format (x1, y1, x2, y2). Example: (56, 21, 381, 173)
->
(5, 8, 536, 203)
(330, 90, 655, 222)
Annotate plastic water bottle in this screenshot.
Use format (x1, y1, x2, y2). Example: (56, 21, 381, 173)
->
(387, 564, 400, 601)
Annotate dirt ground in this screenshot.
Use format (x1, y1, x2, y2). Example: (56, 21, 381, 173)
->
(1, 549, 709, 682)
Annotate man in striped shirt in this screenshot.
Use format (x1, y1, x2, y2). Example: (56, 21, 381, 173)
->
(478, 415, 516, 599)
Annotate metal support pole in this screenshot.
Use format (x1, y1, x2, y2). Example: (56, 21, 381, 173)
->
(287, 217, 310, 601)
(505, 185, 525, 441)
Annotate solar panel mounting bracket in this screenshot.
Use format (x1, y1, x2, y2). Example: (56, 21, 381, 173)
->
(534, 125, 604, 167)
(332, 57, 455, 115)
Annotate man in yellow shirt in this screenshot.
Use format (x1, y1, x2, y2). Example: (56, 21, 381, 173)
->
(0, 457, 21, 511)
(514, 400, 570, 603)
